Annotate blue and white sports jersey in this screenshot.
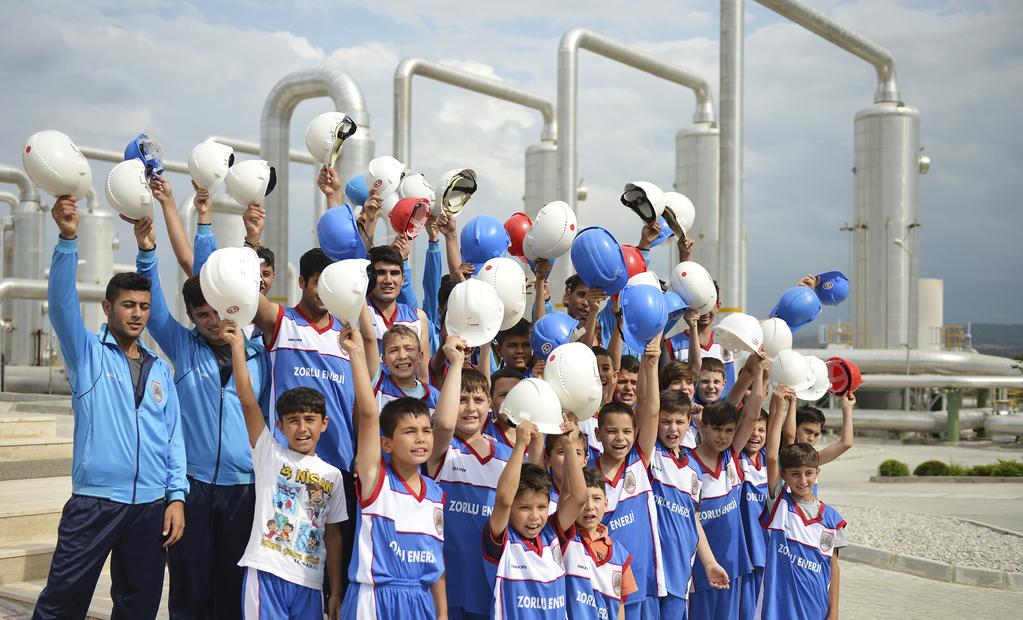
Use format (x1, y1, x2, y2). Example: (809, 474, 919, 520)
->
(757, 488, 846, 620)
(649, 441, 702, 599)
(683, 422, 700, 450)
(373, 370, 439, 415)
(431, 436, 513, 616)
(483, 415, 515, 450)
(371, 301, 422, 356)
(561, 526, 632, 620)
(348, 462, 445, 588)
(267, 307, 355, 472)
(595, 447, 665, 601)
(690, 448, 751, 588)
(664, 331, 736, 398)
(484, 519, 568, 620)
(740, 448, 769, 569)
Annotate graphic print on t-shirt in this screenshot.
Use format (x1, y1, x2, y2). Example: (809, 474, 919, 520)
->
(259, 463, 337, 569)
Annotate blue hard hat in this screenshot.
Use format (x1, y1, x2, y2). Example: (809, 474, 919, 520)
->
(570, 227, 629, 295)
(531, 312, 579, 360)
(662, 290, 688, 333)
(649, 215, 675, 249)
(345, 174, 369, 207)
(770, 286, 822, 333)
(621, 284, 668, 353)
(816, 271, 849, 306)
(460, 215, 510, 268)
(124, 132, 164, 177)
(318, 204, 366, 261)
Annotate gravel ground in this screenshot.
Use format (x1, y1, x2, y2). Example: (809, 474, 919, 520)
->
(835, 504, 1023, 572)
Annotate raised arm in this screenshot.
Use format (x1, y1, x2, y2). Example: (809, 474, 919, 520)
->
(579, 289, 606, 349)
(357, 304, 380, 382)
(317, 166, 344, 209)
(191, 184, 217, 275)
(426, 336, 467, 475)
(556, 420, 587, 532)
(342, 325, 384, 499)
(133, 217, 193, 357)
(636, 335, 662, 459)
(766, 386, 796, 494)
(423, 219, 443, 328)
(438, 213, 462, 279)
(817, 392, 856, 466)
(220, 319, 265, 447)
(731, 354, 770, 452)
(607, 301, 623, 367)
(488, 421, 536, 540)
(47, 197, 91, 373)
(684, 309, 702, 375)
(149, 176, 192, 276)
(726, 351, 759, 406)
(531, 259, 552, 322)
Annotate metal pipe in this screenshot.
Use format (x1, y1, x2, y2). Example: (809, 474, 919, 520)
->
(858, 374, 1023, 390)
(0, 165, 41, 206)
(202, 136, 316, 166)
(754, 0, 900, 103)
(795, 348, 1019, 376)
(260, 65, 373, 289)
(79, 146, 190, 175)
(394, 57, 557, 165)
(0, 165, 45, 366)
(719, 0, 744, 312)
(0, 192, 17, 211)
(820, 407, 988, 432)
(0, 278, 107, 303)
(985, 415, 1023, 437)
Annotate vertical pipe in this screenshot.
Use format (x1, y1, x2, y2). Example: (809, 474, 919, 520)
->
(719, 0, 744, 313)
(0, 165, 44, 365)
(945, 388, 961, 442)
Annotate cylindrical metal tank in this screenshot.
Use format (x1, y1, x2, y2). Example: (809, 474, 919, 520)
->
(524, 140, 559, 220)
(75, 207, 115, 333)
(11, 208, 45, 365)
(917, 278, 943, 352)
(852, 101, 922, 350)
(675, 122, 720, 274)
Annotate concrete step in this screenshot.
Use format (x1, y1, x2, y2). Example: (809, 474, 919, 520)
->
(0, 459, 71, 482)
(0, 439, 73, 462)
(0, 505, 63, 547)
(0, 572, 169, 620)
(0, 394, 70, 404)
(11, 402, 72, 417)
(0, 542, 58, 586)
(0, 415, 57, 440)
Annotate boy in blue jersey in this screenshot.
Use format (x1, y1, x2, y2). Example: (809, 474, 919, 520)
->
(760, 390, 847, 620)
(223, 320, 347, 620)
(484, 420, 586, 619)
(367, 324, 440, 414)
(545, 430, 589, 513)
(659, 360, 702, 448)
(592, 337, 663, 617)
(341, 324, 447, 618)
(483, 367, 525, 449)
(367, 244, 430, 380)
(650, 390, 730, 618)
(787, 397, 857, 469)
(689, 353, 769, 620)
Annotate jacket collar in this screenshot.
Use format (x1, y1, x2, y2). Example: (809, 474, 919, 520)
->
(99, 324, 155, 356)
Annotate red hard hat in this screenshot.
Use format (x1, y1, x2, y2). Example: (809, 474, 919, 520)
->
(389, 197, 430, 239)
(826, 357, 862, 396)
(505, 212, 533, 258)
(621, 244, 648, 279)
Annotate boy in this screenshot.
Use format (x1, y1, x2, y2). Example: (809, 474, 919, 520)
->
(483, 367, 525, 449)
(340, 324, 447, 617)
(562, 467, 639, 619)
(484, 421, 586, 618)
(659, 360, 702, 449)
(663, 282, 735, 395)
(649, 390, 730, 617)
(788, 397, 856, 467)
(593, 346, 619, 407)
(494, 319, 532, 373)
(544, 430, 589, 513)
(426, 343, 516, 619)
(367, 245, 430, 380)
(224, 320, 347, 620)
(592, 339, 663, 617)
(612, 355, 640, 407)
(696, 358, 727, 405)
(760, 390, 848, 620)
(369, 324, 440, 414)
(688, 354, 769, 620)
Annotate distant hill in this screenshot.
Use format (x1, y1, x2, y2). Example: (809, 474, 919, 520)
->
(781, 323, 1023, 359)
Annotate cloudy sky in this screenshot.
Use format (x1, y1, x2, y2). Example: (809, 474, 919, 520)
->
(1, 0, 1020, 327)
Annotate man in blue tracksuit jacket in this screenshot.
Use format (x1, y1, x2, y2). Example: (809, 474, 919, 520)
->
(134, 215, 270, 620)
(34, 196, 188, 620)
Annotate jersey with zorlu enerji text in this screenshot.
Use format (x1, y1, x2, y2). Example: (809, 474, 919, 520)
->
(431, 436, 513, 616)
(757, 487, 846, 620)
(561, 525, 632, 620)
(348, 462, 445, 588)
(664, 330, 736, 397)
(596, 446, 665, 601)
(267, 307, 355, 472)
(690, 447, 751, 589)
(373, 370, 439, 416)
(740, 448, 769, 569)
(649, 441, 702, 599)
(484, 518, 568, 620)
(371, 302, 421, 356)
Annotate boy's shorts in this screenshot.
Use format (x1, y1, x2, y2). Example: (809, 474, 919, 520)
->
(625, 595, 660, 619)
(689, 584, 740, 620)
(660, 594, 688, 619)
(242, 567, 322, 620)
(340, 581, 433, 619)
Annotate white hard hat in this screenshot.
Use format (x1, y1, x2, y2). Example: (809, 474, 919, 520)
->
(523, 200, 577, 260)
(769, 349, 816, 392)
(796, 355, 830, 401)
(760, 318, 793, 358)
(304, 112, 357, 166)
(670, 261, 717, 315)
(318, 259, 370, 327)
(713, 312, 764, 356)
(366, 156, 404, 201)
(663, 192, 696, 234)
(188, 142, 234, 193)
(23, 130, 92, 198)
(474, 257, 527, 331)
(621, 181, 666, 223)
(627, 270, 661, 290)
(399, 172, 436, 206)
(499, 378, 565, 435)
(105, 159, 153, 220)
(226, 160, 276, 206)
(445, 279, 504, 348)
(543, 342, 601, 421)
(199, 247, 261, 326)
(435, 168, 477, 216)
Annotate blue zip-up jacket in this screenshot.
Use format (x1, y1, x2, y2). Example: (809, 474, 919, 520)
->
(137, 248, 271, 485)
(423, 240, 442, 354)
(49, 238, 188, 504)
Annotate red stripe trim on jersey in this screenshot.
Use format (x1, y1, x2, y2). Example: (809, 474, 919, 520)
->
(599, 455, 629, 488)
(294, 305, 334, 335)
(371, 301, 398, 329)
(269, 304, 286, 349)
(791, 495, 825, 526)
(358, 460, 387, 509)
(459, 436, 497, 464)
(393, 463, 428, 502)
(691, 450, 723, 478)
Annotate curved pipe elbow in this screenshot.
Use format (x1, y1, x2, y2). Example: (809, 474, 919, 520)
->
(0, 165, 41, 207)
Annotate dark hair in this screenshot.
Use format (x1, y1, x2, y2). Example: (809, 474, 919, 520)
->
(496, 318, 530, 344)
(564, 274, 585, 294)
(517, 463, 552, 499)
(461, 367, 489, 396)
(659, 389, 692, 415)
(660, 360, 696, 389)
(757, 408, 770, 423)
(368, 245, 403, 270)
(796, 406, 826, 430)
(105, 272, 151, 303)
(702, 401, 740, 427)
(300, 248, 332, 281)
(591, 346, 612, 361)
(780, 443, 819, 469)
(380, 397, 431, 437)
(582, 466, 605, 492)
(597, 401, 635, 427)
(256, 246, 276, 272)
(181, 275, 207, 311)
(543, 428, 587, 456)
(277, 387, 326, 419)
(700, 357, 726, 379)
(490, 367, 525, 396)
(438, 276, 456, 312)
(619, 355, 640, 375)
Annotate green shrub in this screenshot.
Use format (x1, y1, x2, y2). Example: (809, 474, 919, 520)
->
(913, 460, 951, 476)
(969, 464, 996, 477)
(946, 462, 970, 476)
(990, 460, 1023, 477)
(878, 459, 910, 477)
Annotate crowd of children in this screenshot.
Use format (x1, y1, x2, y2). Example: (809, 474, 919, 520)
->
(37, 157, 857, 620)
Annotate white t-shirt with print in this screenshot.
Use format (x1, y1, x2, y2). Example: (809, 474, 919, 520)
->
(238, 429, 348, 589)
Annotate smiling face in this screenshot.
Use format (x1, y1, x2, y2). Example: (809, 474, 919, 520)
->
(370, 261, 404, 305)
(596, 411, 636, 463)
(657, 409, 691, 452)
(381, 414, 433, 467)
(745, 418, 768, 456)
(497, 334, 532, 371)
(187, 302, 223, 345)
(576, 485, 609, 535)
(613, 370, 638, 407)
(783, 465, 820, 501)
(259, 264, 275, 296)
(697, 369, 725, 403)
(276, 411, 328, 456)
(383, 334, 421, 383)
(509, 490, 550, 540)
(104, 289, 151, 342)
(457, 388, 491, 438)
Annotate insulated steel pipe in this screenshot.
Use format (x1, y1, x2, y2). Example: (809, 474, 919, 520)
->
(260, 65, 374, 302)
(719, 0, 744, 312)
(795, 348, 1019, 376)
(0, 165, 44, 366)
